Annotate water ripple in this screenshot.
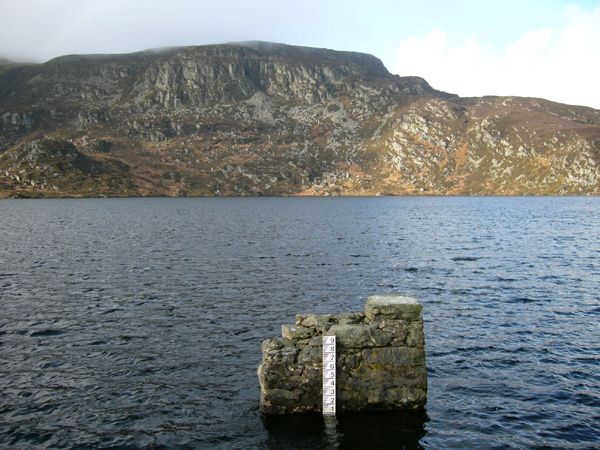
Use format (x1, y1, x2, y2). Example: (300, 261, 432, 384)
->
(0, 197, 599, 448)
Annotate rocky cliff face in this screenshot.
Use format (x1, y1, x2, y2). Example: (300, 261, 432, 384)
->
(1, 41, 599, 197)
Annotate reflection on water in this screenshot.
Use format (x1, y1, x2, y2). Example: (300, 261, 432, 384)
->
(263, 410, 428, 449)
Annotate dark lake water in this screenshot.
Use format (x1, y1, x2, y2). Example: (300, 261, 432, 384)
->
(0, 197, 599, 449)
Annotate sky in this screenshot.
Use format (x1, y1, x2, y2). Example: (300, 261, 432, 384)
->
(1, 0, 599, 108)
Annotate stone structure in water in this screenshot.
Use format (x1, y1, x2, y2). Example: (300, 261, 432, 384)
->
(258, 295, 427, 414)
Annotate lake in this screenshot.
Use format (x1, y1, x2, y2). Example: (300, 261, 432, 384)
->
(0, 197, 598, 448)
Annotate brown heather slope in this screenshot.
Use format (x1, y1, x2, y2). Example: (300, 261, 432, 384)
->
(1, 41, 599, 197)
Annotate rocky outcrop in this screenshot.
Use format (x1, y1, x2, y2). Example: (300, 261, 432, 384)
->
(0, 138, 133, 197)
(0, 41, 599, 197)
(258, 295, 427, 414)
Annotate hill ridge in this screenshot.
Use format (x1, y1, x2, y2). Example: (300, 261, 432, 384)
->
(0, 42, 598, 197)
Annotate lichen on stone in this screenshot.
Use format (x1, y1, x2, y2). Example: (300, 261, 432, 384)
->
(258, 294, 427, 414)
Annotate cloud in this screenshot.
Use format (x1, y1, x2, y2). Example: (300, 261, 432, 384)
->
(0, 0, 365, 63)
(392, 5, 600, 109)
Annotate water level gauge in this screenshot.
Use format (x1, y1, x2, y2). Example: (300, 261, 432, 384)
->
(322, 335, 336, 415)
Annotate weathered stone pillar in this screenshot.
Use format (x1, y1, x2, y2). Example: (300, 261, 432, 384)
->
(258, 294, 427, 414)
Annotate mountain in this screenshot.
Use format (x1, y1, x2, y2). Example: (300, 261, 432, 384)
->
(1, 41, 599, 197)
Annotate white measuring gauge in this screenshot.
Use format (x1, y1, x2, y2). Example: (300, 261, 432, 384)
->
(322, 335, 336, 415)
